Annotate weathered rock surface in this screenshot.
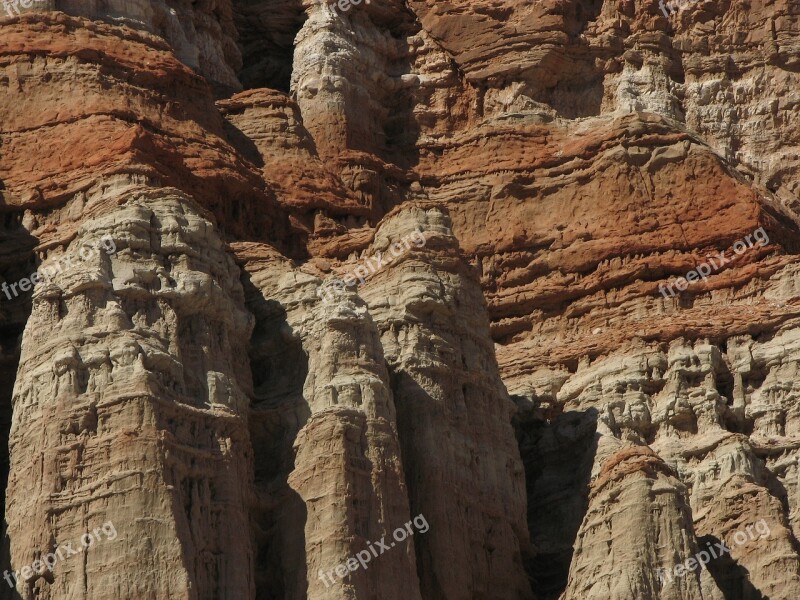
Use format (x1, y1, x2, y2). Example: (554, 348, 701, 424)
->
(3, 0, 800, 599)
(6, 193, 255, 599)
(359, 206, 532, 599)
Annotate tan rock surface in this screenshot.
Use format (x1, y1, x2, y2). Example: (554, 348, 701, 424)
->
(6, 192, 255, 599)
(359, 205, 532, 599)
(3, 0, 800, 599)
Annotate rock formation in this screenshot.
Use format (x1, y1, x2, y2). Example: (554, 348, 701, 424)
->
(1, 0, 800, 599)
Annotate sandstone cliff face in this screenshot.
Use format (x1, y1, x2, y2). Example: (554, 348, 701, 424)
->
(2, 1, 800, 599)
(6, 194, 255, 599)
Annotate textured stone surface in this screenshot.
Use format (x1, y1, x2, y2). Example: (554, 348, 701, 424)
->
(3, 0, 800, 599)
(359, 206, 532, 599)
(563, 444, 724, 600)
(236, 231, 422, 600)
(6, 193, 255, 599)
(6, 0, 243, 90)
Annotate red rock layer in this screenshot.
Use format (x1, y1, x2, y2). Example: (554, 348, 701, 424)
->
(3, 1, 800, 599)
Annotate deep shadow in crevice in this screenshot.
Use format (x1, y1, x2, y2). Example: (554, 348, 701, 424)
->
(221, 120, 265, 169)
(242, 275, 310, 600)
(513, 405, 600, 599)
(526, 0, 605, 118)
(0, 317, 24, 600)
(385, 372, 435, 594)
(0, 211, 38, 600)
(234, 0, 307, 92)
(378, 9, 423, 175)
(699, 534, 767, 600)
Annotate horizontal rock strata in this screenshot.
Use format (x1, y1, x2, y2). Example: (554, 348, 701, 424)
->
(3, 0, 800, 599)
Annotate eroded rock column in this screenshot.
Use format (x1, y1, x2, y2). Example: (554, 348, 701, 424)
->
(5, 192, 255, 600)
(288, 296, 421, 600)
(360, 205, 533, 600)
(239, 243, 421, 600)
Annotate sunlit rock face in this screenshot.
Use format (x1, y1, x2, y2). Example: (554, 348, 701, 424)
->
(6, 193, 256, 600)
(3, 0, 800, 599)
(4, 0, 243, 90)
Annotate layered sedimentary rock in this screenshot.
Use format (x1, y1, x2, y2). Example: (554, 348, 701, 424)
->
(217, 88, 369, 256)
(383, 2, 800, 596)
(562, 444, 724, 600)
(5, 194, 255, 599)
(6, 0, 243, 90)
(359, 205, 532, 599)
(0, 13, 261, 600)
(236, 235, 422, 600)
(0, 12, 286, 244)
(3, 0, 800, 599)
(234, 204, 531, 600)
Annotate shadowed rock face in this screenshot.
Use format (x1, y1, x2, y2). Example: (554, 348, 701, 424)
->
(2, 0, 800, 599)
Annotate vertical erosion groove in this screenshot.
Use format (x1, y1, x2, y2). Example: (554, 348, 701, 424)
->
(0, 214, 36, 600)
